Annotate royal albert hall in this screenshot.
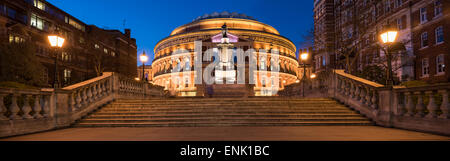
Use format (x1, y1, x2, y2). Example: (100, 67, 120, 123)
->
(152, 12, 299, 97)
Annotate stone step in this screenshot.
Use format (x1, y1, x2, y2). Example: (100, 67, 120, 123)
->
(92, 111, 359, 115)
(87, 114, 365, 119)
(73, 98, 373, 128)
(79, 117, 370, 123)
(100, 106, 350, 110)
(96, 109, 356, 113)
(74, 121, 374, 127)
(113, 99, 338, 102)
(88, 113, 362, 118)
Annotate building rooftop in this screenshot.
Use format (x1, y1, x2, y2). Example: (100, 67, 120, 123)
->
(193, 11, 257, 22)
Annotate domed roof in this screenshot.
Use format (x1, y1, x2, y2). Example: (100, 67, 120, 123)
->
(193, 11, 257, 22)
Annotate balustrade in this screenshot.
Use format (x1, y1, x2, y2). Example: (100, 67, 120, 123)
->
(334, 70, 382, 114)
(394, 85, 450, 119)
(0, 88, 52, 120)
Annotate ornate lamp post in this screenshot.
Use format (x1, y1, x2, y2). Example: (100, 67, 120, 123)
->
(300, 52, 309, 97)
(48, 34, 65, 88)
(380, 29, 398, 87)
(140, 51, 149, 83)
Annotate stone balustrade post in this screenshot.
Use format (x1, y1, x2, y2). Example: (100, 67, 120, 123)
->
(405, 92, 415, 117)
(42, 95, 51, 118)
(425, 91, 438, 118)
(9, 94, 21, 120)
(22, 95, 33, 119)
(33, 94, 43, 118)
(0, 94, 7, 120)
(393, 92, 405, 116)
(439, 89, 450, 119)
(415, 91, 425, 118)
(354, 85, 361, 101)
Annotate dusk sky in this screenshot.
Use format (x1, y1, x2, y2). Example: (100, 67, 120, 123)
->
(47, 0, 314, 65)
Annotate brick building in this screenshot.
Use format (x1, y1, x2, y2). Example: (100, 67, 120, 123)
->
(412, 0, 449, 83)
(0, 0, 137, 87)
(313, 0, 336, 72)
(313, 0, 449, 84)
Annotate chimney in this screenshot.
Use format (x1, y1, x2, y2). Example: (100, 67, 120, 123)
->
(124, 29, 131, 38)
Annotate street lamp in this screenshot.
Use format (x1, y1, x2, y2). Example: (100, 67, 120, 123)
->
(310, 73, 317, 79)
(48, 34, 65, 88)
(140, 51, 149, 83)
(380, 29, 398, 86)
(300, 52, 309, 97)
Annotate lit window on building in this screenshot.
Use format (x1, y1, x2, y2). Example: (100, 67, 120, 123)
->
(33, 0, 46, 11)
(421, 32, 428, 48)
(31, 13, 45, 30)
(68, 18, 86, 32)
(79, 37, 85, 44)
(436, 54, 445, 74)
(435, 26, 444, 44)
(61, 52, 70, 62)
(64, 69, 71, 83)
(9, 34, 24, 43)
(435, 0, 442, 17)
(104, 48, 108, 54)
(95, 44, 99, 49)
(111, 51, 116, 57)
(422, 58, 429, 76)
(420, 7, 427, 24)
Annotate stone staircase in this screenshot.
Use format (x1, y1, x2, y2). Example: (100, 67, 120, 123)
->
(74, 98, 373, 127)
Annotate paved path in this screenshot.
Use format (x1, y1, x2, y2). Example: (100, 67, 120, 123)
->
(1, 126, 449, 141)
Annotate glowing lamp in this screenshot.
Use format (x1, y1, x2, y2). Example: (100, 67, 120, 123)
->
(300, 53, 309, 61)
(48, 35, 65, 48)
(380, 31, 398, 44)
(140, 52, 149, 63)
(311, 73, 317, 79)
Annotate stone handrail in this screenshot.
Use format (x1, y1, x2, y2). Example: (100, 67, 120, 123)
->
(0, 72, 164, 137)
(0, 88, 52, 120)
(393, 84, 450, 119)
(332, 70, 385, 120)
(328, 70, 450, 135)
(63, 72, 113, 113)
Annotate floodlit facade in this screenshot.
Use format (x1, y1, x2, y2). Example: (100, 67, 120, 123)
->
(151, 12, 300, 96)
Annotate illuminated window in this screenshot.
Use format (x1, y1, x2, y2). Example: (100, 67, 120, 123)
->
(436, 54, 445, 74)
(104, 48, 108, 54)
(30, 13, 45, 30)
(422, 58, 429, 76)
(111, 51, 116, 57)
(68, 18, 85, 32)
(9, 35, 13, 43)
(94, 44, 99, 49)
(9, 34, 24, 43)
(33, 0, 46, 11)
(61, 52, 70, 62)
(79, 37, 85, 44)
(63, 69, 71, 83)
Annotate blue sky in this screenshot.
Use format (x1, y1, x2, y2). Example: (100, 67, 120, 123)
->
(47, 0, 313, 65)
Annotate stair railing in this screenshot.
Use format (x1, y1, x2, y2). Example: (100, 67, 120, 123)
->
(0, 72, 164, 137)
(328, 69, 450, 135)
